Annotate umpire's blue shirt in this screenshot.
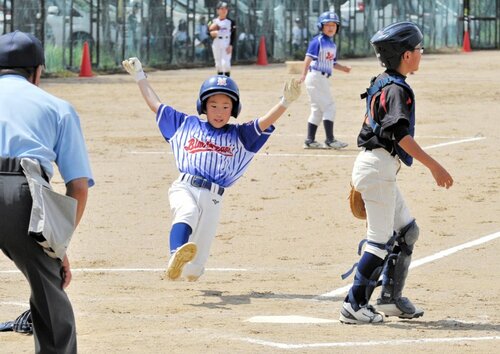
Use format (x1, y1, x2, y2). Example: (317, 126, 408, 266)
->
(0, 74, 94, 186)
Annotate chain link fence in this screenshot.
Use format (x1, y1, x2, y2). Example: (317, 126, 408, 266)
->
(1, 0, 498, 73)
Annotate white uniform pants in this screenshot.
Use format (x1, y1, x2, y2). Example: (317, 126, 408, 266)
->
(168, 176, 224, 278)
(212, 38, 232, 73)
(352, 148, 413, 259)
(305, 71, 336, 125)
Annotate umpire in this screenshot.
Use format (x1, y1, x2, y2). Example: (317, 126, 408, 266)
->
(0, 31, 94, 353)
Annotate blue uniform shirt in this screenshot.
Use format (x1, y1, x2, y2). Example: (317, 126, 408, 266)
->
(306, 33, 337, 76)
(0, 75, 94, 186)
(156, 104, 274, 187)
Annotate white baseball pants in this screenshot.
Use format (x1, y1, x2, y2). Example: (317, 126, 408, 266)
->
(168, 176, 224, 279)
(305, 70, 336, 125)
(352, 148, 414, 259)
(212, 38, 232, 73)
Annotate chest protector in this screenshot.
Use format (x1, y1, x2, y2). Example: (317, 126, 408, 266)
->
(361, 75, 415, 166)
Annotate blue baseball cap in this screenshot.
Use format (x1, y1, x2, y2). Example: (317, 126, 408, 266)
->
(0, 30, 45, 68)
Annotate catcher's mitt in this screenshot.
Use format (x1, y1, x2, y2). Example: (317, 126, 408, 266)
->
(13, 310, 33, 335)
(349, 183, 366, 220)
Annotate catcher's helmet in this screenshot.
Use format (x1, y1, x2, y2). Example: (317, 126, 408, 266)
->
(0, 30, 45, 68)
(370, 21, 423, 69)
(316, 11, 340, 33)
(196, 75, 241, 118)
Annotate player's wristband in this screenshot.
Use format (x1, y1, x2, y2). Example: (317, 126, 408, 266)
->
(134, 70, 147, 82)
(280, 96, 289, 108)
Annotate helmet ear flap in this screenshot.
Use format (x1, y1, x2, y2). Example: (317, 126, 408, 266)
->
(232, 101, 242, 118)
(196, 98, 203, 115)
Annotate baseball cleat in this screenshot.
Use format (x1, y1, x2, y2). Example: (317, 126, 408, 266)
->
(339, 301, 384, 324)
(324, 139, 348, 149)
(166, 242, 197, 281)
(376, 297, 424, 319)
(303, 140, 324, 149)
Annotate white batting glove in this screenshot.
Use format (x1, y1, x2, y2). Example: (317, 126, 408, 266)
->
(122, 57, 146, 82)
(280, 78, 301, 108)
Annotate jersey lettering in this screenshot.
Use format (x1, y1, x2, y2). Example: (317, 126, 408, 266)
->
(156, 104, 274, 187)
(184, 137, 233, 156)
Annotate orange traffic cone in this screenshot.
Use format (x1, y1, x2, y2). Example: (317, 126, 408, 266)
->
(462, 30, 472, 52)
(256, 35, 268, 66)
(79, 41, 93, 77)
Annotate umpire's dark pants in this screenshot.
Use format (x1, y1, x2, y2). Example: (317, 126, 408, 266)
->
(0, 158, 77, 354)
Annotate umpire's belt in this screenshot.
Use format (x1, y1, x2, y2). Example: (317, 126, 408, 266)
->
(309, 67, 331, 78)
(218, 36, 229, 39)
(0, 157, 24, 175)
(0, 157, 49, 181)
(180, 173, 224, 196)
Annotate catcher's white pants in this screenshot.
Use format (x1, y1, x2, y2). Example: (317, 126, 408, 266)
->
(352, 148, 413, 259)
(305, 70, 336, 125)
(168, 176, 224, 279)
(212, 38, 232, 73)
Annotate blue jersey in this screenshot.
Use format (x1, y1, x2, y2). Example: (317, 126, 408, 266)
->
(306, 34, 337, 76)
(0, 75, 94, 186)
(156, 104, 274, 187)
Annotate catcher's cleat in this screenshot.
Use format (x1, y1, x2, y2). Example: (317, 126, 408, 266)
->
(166, 242, 197, 280)
(324, 139, 348, 150)
(303, 140, 323, 149)
(339, 301, 384, 324)
(376, 297, 424, 319)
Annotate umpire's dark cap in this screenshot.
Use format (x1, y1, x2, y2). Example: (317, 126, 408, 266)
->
(0, 30, 45, 68)
(217, 1, 228, 9)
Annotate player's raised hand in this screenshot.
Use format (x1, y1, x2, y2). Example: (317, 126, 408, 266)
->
(280, 78, 301, 107)
(122, 57, 146, 82)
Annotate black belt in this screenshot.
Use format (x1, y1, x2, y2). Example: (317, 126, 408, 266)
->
(218, 36, 229, 39)
(309, 67, 331, 78)
(181, 173, 224, 196)
(0, 157, 24, 175)
(0, 157, 49, 181)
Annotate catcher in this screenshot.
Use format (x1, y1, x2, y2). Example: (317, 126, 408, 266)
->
(340, 22, 453, 324)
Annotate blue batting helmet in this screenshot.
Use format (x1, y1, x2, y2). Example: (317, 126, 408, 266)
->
(317, 11, 340, 33)
(370, 21, 423, 69)
(196, 75, 241, 118)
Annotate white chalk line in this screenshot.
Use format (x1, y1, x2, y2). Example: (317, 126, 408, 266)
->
(423, 136, 485, 150)
(319, 231, 500, 299)
(234, 335, 500, 349)
(128, 135, 485, 157)
(0, 301, 29, 308)
(0, 267, 247, 275)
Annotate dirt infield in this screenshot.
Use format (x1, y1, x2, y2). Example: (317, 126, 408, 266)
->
(1, 50, 499, 353)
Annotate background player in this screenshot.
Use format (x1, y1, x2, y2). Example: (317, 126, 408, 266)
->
(122, 57, 301, 281)
(299, 11, 351, 150)
(339, 22, 453, 324)
(208, 1, 236, 77)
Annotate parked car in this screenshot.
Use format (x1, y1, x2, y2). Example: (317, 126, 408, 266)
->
(45, 0, 119, 48)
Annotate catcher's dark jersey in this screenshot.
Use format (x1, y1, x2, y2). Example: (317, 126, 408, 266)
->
(357, 70, 412, 156)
